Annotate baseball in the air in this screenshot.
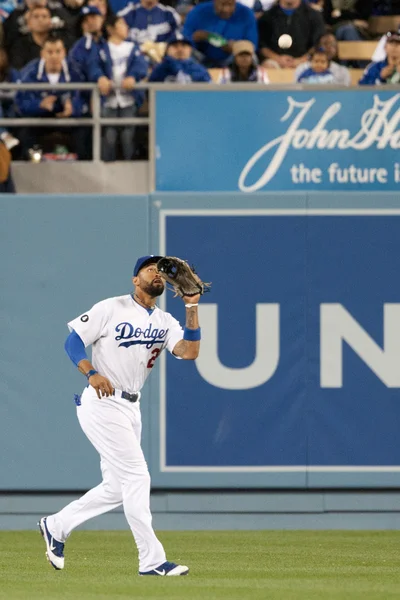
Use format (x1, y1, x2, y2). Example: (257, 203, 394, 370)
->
(278, 34, 293, 50)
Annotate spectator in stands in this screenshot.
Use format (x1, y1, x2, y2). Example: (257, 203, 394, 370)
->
(4, 0, 45, 50)
(3, 0, 72, 52)
(323, 0, 375, 42)
(0, 47, 20, 151)
(149, 35, 211, 81)
(62, 0, 86, 41)
(359, 34, 400, 84)
(69, 4, 105, 158)
(87, 0, 113, 17)
(118, 0, 180, 45)
(0, 138, 16, 193)
(16, 35, 87, 159)
(90, 14, 147, 161)
(258, 0, 325, 69)
(183, 0, 258, 68)
(296, 47, 335, 84)
(10, 5, 52, 70)
(295, 32, 351, 85)
(69, 5, 105, 79)
(218, 39, 269, 82)
(372, 27, 400, 63)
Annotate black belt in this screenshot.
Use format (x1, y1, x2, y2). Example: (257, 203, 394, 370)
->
(120, 391, 139, 403)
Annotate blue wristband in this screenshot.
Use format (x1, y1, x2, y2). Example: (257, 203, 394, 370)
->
(86, 369, 98, 379)
(183, 327, 201, 341)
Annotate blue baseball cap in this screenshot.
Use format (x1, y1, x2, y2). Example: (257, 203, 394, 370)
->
(167, 34, 192, 50)
(133, 255, 163, 277)
(80, 6, 102, 17)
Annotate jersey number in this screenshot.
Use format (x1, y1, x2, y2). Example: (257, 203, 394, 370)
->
(147, 348, 161, 369)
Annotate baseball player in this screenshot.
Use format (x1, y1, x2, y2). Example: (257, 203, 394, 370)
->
(38, 255, 202, 576)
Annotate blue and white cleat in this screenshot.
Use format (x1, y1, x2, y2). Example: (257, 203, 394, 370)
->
(139, 560, 189, 576)
(38, 517, 65, 570)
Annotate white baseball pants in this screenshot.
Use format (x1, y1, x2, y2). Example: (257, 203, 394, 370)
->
(46, 385, 166, 572)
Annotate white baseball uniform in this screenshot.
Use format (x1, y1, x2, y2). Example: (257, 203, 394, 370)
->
(46, 294, 184, 572)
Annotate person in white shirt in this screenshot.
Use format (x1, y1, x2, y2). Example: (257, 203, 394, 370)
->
(91, 14, 148, 161)
(38, 255, 203, 576)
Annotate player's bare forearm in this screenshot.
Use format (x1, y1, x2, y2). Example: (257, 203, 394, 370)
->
(173, 339, 200, 360)
(77, 359, 95, 376)
(173, 306, 200, 360)
(186, 305, 199, 329)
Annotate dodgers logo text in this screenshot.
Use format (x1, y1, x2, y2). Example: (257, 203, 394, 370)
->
(115, 322, 168, 349)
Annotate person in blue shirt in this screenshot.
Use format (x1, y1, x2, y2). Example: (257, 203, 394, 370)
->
(108, 0, 130, 14)
(68, 6, 106, 81)
(183, 0, 258, 68)
(15, 35, 87, 159)
(118, 0, 180, 45)
(296, 48, 335, 84)
(359, 35, 400, 85)
(89, 14, 148, 161)
(68, 6, 107, 158)
(149, 35, 211, 82)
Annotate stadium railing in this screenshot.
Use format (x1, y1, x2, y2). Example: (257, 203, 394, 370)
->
(0, 75, 375, 165)
(0, 82, 149, 162)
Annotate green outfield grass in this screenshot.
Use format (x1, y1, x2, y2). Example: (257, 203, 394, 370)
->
(0, 530, 399, 599)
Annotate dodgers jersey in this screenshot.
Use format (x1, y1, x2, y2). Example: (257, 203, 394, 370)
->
(118, 3, 180, 45)
(68, 294, 183, 394)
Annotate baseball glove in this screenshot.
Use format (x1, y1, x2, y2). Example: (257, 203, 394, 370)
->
(157, 257, 211, 298)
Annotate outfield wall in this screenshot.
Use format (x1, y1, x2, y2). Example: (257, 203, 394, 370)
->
(1, 192, 400, 493)
(2, 491, 400, 531)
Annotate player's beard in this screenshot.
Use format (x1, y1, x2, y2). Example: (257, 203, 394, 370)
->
(143, 281, 164, 297)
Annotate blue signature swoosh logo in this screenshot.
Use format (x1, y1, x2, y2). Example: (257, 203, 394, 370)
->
(118, 340, 164, 348)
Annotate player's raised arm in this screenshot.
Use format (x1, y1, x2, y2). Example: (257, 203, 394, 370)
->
(172, 299, 201, 360)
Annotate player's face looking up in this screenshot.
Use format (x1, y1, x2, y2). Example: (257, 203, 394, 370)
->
(133, 264, 165, 297)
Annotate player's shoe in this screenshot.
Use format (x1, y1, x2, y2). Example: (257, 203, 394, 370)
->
(38, 517, 65, 570)
(139, 561, 189, 576)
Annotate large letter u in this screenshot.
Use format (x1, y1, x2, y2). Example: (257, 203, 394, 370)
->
(196, 304, 280, 390)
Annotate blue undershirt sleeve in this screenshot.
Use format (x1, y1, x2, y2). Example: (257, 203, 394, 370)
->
(64, 329, 88, 366)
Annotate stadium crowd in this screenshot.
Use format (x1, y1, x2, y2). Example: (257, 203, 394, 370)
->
(1, 0, 400, 161)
